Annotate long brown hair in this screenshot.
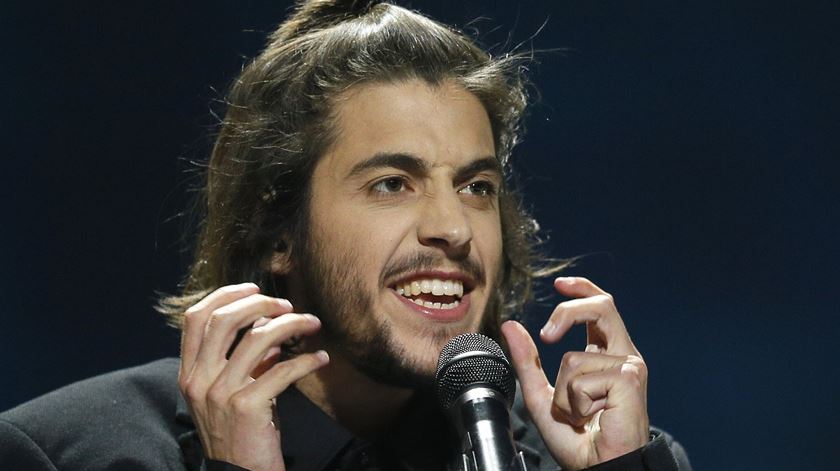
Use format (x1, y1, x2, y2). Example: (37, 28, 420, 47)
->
(158, 0, 563, 339)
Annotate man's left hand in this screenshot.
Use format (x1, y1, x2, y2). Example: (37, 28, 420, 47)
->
(501, 277, 649, 471)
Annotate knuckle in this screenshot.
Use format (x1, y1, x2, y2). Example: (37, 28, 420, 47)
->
(231, 294, 282, 316)
(254, 294, 273, 305)
(182, 381, 204, 402)
(208, 308, 234, 327)
(619, 364, 644, 389)
(177, 371, 188, 390)
(567, 376, 585, 396)
(246, 322, 280, 341)
(205, 386, 228, 408)
(283, 313, 314, 330)
(596, 293, 615, 307)
(218, 285, 241, 295)
(245, 325, 265, 338)
(183, 306, 210, 327)
(627, 355, 647, 375)
(230, 393, 255, 413)
(257, 295, 284, 312)
(560, 352, 581, 371)
(183, 304, 203, 318)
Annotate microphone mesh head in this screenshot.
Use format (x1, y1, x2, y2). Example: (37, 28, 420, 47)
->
(435, 333, 516, 410)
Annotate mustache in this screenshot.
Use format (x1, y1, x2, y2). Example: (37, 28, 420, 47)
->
(381, 252, 485, 286)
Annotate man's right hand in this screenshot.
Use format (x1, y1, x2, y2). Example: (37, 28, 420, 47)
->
(178, 283, 329, 471)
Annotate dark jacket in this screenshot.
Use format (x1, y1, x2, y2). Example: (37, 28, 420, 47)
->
(0, 359, 691, 470)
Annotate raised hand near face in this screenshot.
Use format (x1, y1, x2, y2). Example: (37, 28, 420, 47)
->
(502, 277, 649, 471)
(178, 283, 329, 471)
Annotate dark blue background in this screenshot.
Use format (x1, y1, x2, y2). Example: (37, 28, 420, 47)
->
(2, 1, 838, 469)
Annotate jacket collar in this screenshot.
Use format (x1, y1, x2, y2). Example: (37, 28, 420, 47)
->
(175, 385, 355, 471)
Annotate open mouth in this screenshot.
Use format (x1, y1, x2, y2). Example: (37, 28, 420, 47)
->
(391, 277, 470, 310)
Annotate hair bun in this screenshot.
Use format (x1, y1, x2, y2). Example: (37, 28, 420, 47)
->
(273, 0, 386, 42)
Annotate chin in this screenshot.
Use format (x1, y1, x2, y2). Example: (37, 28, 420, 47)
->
(391, 324, 469, 372)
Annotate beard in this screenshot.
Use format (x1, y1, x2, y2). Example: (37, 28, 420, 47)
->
(295, 234, 494, 390)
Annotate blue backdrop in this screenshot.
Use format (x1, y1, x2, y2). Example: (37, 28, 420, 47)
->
(2, 1, 838, 469)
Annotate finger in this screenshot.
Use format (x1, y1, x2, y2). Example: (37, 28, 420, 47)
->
(540, 295, 631, 350)
(541, 288, 636, 356)
(562, 368, 614, 426)
(553, 276, 608, 298)
(248, 317, 283, 378)
(181, 283, 261, 376)
(540, 296, 605, 341)
(501, 321, 554, 425)
(222, 314, 322, 385)
(191, 294, 295, 381)
(585, 343, 602, 353)
(251, 316, 274, 329)
(232, 350, 330, 405)
(556, 351, 634, 386)
(561, 356, 647, 425)
(553, 352, 641, 424)
(249, 346, 283, 379)
(542, 277, 608, 344)
(552, 277, 634, 353)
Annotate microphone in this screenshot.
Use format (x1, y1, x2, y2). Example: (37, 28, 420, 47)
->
(435, 333, 527, 471)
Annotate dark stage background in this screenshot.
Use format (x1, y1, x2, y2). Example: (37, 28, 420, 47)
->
(2, 1, 838, 469)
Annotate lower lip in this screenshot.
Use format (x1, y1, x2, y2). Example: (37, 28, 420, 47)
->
(392, 290, 471, 322)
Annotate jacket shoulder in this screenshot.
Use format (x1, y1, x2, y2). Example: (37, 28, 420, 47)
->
(0, 358, 186, 470)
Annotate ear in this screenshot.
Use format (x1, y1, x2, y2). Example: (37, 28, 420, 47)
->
(269, 239, 294, 275)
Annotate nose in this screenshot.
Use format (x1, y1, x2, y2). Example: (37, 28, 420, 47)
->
(417, 191, 473, 257)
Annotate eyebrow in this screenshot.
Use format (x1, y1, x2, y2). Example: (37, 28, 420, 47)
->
(347, 152, 502, 181)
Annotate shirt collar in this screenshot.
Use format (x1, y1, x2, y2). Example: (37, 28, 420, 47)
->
(275, 385, 356, 470)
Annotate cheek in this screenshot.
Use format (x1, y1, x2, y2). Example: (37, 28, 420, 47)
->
(474, 214, 504, 268)
(349, 212, 412, 248)
(313, 204, 414, 265)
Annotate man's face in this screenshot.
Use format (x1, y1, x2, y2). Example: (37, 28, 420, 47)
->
(289, 79, 503, 385)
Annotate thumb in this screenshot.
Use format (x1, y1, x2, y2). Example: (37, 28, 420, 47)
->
(501, 320, 553, 416)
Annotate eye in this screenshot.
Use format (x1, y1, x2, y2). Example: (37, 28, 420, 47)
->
(459, 180, 497, 197)
(371, 177, 408, 194)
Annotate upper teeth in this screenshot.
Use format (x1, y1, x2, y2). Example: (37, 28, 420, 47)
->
(395, 279, 464, 298)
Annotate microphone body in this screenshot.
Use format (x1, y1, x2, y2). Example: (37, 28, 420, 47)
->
(450, 386, 522, 471)
(436, 333, 528, 471)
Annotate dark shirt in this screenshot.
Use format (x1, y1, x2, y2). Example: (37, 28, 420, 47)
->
(0, 358, 691, 470)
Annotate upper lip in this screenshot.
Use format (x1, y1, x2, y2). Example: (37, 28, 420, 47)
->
(387, 270, 477, 294)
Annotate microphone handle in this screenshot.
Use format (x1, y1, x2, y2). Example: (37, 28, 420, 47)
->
(450, 387, 528, 471)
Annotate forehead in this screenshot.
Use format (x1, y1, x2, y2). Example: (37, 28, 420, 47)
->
(318, 79, 496, 177)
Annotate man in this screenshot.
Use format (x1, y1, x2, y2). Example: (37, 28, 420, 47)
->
(1, 1, 691, 470)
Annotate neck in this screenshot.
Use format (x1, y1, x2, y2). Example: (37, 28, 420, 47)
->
(295, 348, 415, 438)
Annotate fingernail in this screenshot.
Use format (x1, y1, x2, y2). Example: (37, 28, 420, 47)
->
(276, 298, 293, 308)
(239, 282, 259, 290)
(316, 350, 330, 363)
(541, 321, 558, 338)
(585, 344, 599, 353)
(555, 277, 571, 284)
